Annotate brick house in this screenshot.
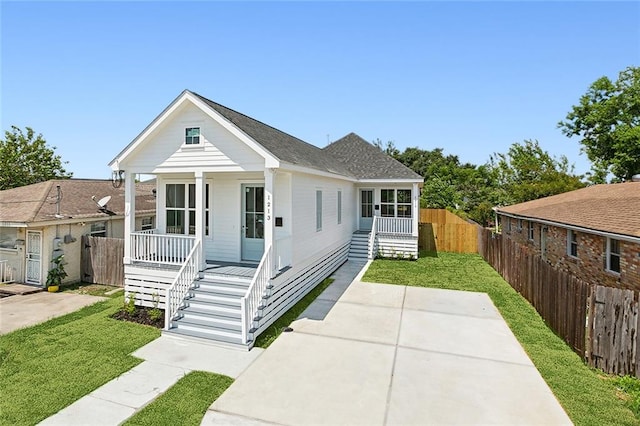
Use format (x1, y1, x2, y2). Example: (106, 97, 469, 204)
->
(496, 182, 640, 290)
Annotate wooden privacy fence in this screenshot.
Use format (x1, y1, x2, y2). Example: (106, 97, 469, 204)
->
(480, 228, 640, 378)
(419, 209, 479, 253)
(81, 235, 125, 286)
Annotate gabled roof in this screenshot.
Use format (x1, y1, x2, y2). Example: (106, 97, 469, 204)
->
(192, 92, 355, 178)
(497, 182, 640, 238)
(111, 90, 423, 182)
(323, 133, 423, 180)
(0, 179, 156, 224)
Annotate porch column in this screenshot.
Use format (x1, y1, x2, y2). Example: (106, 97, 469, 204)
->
(195, 171, 206, 271)
(264, 168, 276, 276)
(123, 171, 136, 264)
(412, 183, 419, 237)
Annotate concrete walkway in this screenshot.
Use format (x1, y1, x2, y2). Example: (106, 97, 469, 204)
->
(40, 336, 263, 425)
(206, 263, 572, 425)
(0, 291, 106, 335)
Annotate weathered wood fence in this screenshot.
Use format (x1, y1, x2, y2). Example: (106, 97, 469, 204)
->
(419, 209, 479, 253)
(81, 235, 125, 287)
(480, 228, 640, 377)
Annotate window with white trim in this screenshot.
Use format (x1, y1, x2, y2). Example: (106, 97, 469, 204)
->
(141, 217, 154, 231)
(528, 221, 534, 241)
(606, 238, 621, 274)
(337, 190, 342, 225)
(90, 222, 107, 237)
(316, 190, 322, 231)
(166, 183, 210, 236)
(381, 189, 412, 218)
(567, 230, 578, 257)
(0, 227, 18, 250)
(185, 127, 200, 145)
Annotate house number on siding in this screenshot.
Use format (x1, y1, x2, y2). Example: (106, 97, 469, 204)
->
(266, 195, 271, 221)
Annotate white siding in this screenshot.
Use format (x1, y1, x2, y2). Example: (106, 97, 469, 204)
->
(124, 102, 265, 174)
(291, 173, 356, 265)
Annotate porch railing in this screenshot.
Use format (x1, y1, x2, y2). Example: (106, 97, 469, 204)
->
(376, 217, 413, 235)
(131, 230, 196, 265)
(164, 239, 202, 330)
(368, 216, 378, 259)
(240, 244, 273, 344)
(0, 260, 14, 284)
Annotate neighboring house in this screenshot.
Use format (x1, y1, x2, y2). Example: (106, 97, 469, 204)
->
(0, 179, 156, 287)
(496, 182, 640, 290)
(109, 89, 423, 348)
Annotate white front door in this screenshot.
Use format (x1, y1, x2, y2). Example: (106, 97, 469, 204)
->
(359, 189, 374, 230)
(241, 184, 265, 262)
(25, 230, 42, 285)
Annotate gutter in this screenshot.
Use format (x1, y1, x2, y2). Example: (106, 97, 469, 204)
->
(496, 210, 640, 245)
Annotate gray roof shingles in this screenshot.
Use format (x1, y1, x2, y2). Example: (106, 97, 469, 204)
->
(191, 92, 422, 181)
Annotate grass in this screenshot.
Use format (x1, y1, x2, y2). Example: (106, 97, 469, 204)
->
(254, 277, 334, 348)
(363, 251, 640, 426)
(0, 296, 160, 425)
(61, 281, 123, 297)
(124, 371, 233, 426)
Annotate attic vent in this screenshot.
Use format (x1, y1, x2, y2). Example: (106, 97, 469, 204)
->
(632, 174, 640, 182)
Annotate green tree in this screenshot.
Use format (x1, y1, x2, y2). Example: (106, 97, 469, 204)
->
(489, 139, 585, 204)
(0, 126, 72, 190)
(558, 66, 640, 182)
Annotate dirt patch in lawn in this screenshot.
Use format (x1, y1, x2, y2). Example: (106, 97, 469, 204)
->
(111, 307, 165, 329)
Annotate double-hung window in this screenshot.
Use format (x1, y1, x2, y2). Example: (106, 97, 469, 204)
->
(141, 217, 154, 231)
(567, 230, 578, 257)
(606, 238, 621, 274)
(0, 227, 18, 250)
(166, 183, 210, 236)
(381, 189, 412, 218)
(90, 222, 107, 237)
(528, 222, 534, 241)
(185, 127, 200, 145)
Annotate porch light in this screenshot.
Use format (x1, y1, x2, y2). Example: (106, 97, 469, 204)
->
(112, 170, 125, 188)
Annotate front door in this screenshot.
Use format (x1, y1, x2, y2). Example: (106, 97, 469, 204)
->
(25, 230, 42, 285)
(242, 184, 265, 262)
(359, 189, 374, 230)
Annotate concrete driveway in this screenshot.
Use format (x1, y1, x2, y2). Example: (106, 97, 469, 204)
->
(0, 291, 105, 334)
(205, 274, 572, 425)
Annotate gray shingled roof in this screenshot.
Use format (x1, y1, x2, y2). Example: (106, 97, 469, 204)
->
(0, 179, 156, 224)
(191, 92, 355, 178)
(192, 92, 422, 181)
(323, 133, 423, 180)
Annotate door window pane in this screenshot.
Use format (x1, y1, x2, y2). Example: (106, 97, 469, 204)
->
(256, 187, 264, 213)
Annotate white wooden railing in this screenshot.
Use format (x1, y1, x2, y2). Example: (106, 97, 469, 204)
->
(131, 231, 196, 265)
(0, 260, 14, 284)
(164, 240, 202, 330)
(376, 217, 413, 235)
(240, 244, 273, 344)
(368, 216, 378, 259)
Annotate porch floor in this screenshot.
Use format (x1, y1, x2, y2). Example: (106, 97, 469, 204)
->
(204, 261, 257, 278)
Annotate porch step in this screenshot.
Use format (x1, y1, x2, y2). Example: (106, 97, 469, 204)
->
(167, 271, 248, 348)
(349, 232, 371, 260)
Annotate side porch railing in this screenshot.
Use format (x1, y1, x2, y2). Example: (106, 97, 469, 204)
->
(0, 260, 14, 284)
(131, 230, 196, 265)
(240, 244, 273, 345)
(376, 217, 413, 235)
(164, 240, 202, 330)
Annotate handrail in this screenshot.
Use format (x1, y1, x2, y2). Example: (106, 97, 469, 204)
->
(164, 240, 202, 330)
(0, 260, 13, 284)
(368, 216, 378, 259)
(376, 217, 413, 235)
(131, 231, 196, 265)
(240, 244, 273, 344)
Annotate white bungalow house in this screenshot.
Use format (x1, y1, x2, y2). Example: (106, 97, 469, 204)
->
(109, 90, 422, 348)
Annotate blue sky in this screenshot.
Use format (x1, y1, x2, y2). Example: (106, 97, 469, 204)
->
(2, 1, 639, 180)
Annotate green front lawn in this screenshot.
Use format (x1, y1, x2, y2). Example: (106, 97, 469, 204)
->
(363, 252, 640, 426)
(124, 371, 233, 426)
(0, 297, 160, 425)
